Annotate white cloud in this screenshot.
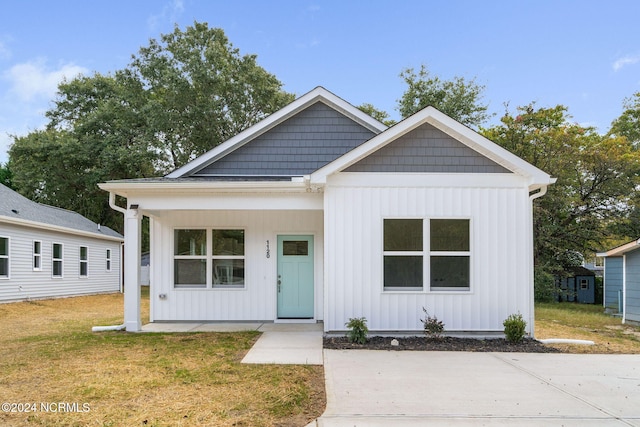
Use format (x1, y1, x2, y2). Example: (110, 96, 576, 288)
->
(613, 54, 640, 72)
(0, 40, 10, 60)
(3, 59, 88, 102)
(148, 0, 185, 31)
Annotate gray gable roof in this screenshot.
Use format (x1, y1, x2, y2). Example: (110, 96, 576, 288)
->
(0, 184, 122, 240)
(191, 101, 377, 177)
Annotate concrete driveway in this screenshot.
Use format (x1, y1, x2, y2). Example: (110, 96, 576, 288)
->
(314, 350, 640, 426)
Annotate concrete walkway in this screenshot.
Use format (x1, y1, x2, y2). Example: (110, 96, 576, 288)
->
(140, 322, 324, 365)
(314, 350, 640, 426)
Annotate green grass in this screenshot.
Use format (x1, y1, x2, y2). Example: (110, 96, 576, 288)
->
(0, 292, 326, 427)
(535, 302, 640, 353)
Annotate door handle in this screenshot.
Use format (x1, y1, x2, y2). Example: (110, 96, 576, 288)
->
(277, 275, 281, 292)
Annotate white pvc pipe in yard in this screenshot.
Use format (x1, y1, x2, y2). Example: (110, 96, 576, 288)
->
(538, 338, 595, 345)
(91, 324, 126, 332)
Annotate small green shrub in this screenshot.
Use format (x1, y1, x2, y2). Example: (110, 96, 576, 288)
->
(420, 307, 444, 338)
(503, 313, 527, 343)
(345, 317, 368, 344)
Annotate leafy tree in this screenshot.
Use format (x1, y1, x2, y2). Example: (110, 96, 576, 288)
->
(128, 22, 294, 170)
(398, 65, 491, 127)
(8, 22, 293, 233)
(357, 103, 396, 127)
(610, 92, 640, 146)
(482, 104, 640, 287)
(0, 162, 12, 189)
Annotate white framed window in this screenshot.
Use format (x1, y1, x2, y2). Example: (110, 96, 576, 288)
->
(52, 243, 63, 278)
(430, 219, 470, 291)
(212, 229, 245, 288)
(79, 246, 88, 277)
(383, 219, 423, 291)
(174, 229, 207, 288)
(33, 240, 42, 271)
(0, 236, 9, 279)
(173, 228, 245, 289)
(106, 249, 112, 272)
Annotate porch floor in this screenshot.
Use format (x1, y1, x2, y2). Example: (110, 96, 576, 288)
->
(140, 322, 324, 365)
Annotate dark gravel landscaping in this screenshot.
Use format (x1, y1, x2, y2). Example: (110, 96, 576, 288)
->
(324, 336, 561, 353)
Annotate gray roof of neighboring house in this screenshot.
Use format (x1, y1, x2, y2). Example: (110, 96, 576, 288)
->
(0, 184, 123, 240)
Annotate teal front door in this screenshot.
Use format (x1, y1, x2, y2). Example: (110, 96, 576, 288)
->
(277, 235, 314, 318)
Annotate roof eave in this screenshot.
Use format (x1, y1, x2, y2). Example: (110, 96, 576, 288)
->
(0, 215, 123, 242)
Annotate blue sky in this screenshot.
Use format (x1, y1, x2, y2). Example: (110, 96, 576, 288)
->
(1, 0, 639, 164)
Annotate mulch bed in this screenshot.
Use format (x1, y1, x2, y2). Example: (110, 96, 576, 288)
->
(324, 336, 561, 353)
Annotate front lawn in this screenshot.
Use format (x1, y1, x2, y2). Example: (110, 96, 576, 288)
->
(0, 290, 325, 426)
(535, 302, 640, 353)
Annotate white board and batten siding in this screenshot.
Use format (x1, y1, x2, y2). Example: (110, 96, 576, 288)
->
(324, 172, 533, 333)
(149, 209, 324, 322)
(0, 222, 122, 302)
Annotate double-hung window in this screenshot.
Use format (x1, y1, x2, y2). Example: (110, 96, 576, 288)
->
(0, 237, 8, 279)
(106, 249, 112, 271)
(383, 219, 423, 290)
(430, 219, 470, 291)
(52, 243, 63, 278)
(33, 241, 42, 271)
(174, 229, 207, 288)
(173, 229, 245, 289)
(382, 218, 471, 292)
(79, 246, 88, 277)
(212, 230, 245, 288)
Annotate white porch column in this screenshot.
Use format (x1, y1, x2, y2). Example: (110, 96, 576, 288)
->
(124, 207, 142, 332)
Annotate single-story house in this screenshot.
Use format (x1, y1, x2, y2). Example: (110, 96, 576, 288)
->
(598, 240, 640, 323)
(99, 87, 554, 335)
(555, 266, 596, 304)
(0, 183, 123, 302)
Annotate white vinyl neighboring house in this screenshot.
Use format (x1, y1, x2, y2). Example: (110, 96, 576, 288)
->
(0, 184, 123, 302)
(100, 87, 554, 335)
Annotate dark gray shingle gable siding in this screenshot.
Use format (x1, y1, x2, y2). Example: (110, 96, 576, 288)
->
(344, 123, 511, 173)
(193, 102, 377, 176)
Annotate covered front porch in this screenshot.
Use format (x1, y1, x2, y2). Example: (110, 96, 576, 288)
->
(114, 183, 325, 332)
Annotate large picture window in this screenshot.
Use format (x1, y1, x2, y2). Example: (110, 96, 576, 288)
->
(173, 229, 245, 289)
(383, 219, 423, 290)
(0, 237, 8, 279)
(430, 219, 470, 290)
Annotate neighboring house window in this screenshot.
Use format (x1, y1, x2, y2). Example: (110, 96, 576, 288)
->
(52, 243, 63, 278)
(33, 241, 42, 271)
(594, 257, 604, 267)
(383, 219, 423, 290)
(212, 229, 245, 288)
(174, 229, 207, 288)
(430, 219, 470, 291)
(106, 249, 112, 272)
(0, 237, 9, 279)
(79, 246, 88, 277)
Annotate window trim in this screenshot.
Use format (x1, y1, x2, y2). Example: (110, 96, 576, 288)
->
(52, 242, 63, 278)
(429, 218, 472, 292)
(382, 218, 425, 291)
(381, 217, 472, 293)
(106, 249, 112, 272)
(172, 228, 246, 290)
(33, 240, 42, 271)
(79, 246, 88, 278)
(0, 236, 9, 279)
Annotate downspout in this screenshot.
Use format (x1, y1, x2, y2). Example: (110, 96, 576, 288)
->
(528, 185, 548, 338)
(93, 191, 127, 333)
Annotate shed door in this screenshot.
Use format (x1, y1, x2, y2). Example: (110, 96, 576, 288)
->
(277, 235, 314, 318)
